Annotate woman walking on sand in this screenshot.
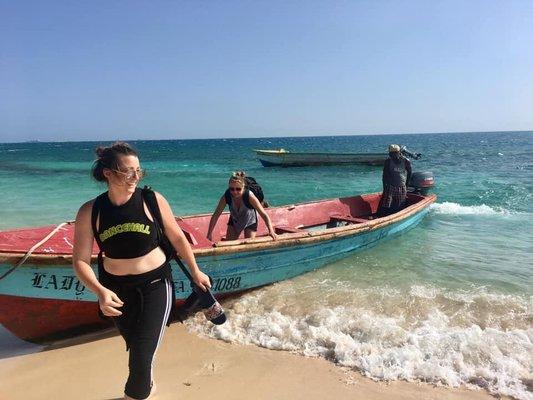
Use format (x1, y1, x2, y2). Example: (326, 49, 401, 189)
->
(72, 141, 211, 400)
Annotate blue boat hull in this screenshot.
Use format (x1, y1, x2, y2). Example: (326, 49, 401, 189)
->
(195, 206, 428, 295)
(0, 207, 429, 303)
(255, 150, 388, 167)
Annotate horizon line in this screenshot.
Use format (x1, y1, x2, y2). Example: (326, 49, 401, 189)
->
(1, 129, 531, 145)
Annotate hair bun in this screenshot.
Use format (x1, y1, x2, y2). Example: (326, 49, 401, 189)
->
(232, 170, 246, 178)
(91, 141, 138, 182)
(95, 146, 107, 158)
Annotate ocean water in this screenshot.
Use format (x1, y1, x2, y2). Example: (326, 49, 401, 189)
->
(1, 132, 532, 399)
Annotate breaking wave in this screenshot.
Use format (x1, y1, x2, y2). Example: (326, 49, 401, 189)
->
(430, 202, 510, 215)
(187, 284, 533, 400)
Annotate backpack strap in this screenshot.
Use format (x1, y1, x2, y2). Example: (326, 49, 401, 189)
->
(141, 187, 163, 229)
(242, 189, 258, 224)
(224, 189, 232, 205)
(141, 186, 180, 325)
(242, 189, 253, 209)
(90, 195, 104, 250)
(141, 186, 195, 282)
(141, 186, 174, 256)
(90, 194, 106, 276)
(90, 194, 110, 321)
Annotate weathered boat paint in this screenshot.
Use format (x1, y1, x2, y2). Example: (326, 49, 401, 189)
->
(0, 193, 435, 342)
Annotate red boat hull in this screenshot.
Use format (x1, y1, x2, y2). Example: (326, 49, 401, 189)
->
(0, 294, 110, 341)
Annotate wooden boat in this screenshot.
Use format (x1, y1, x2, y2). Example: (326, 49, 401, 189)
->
(0, 192, 436, 342)
(254, 148, 389, 167)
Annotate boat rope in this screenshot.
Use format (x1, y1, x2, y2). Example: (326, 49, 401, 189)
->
(0, 221, 73, 281)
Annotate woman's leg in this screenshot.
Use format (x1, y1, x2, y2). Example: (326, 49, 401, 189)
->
(243, 228, 256, 238)
(124, 278, 173, 400)
(244, 222, 258, 239)
(225, 225, 239, 240)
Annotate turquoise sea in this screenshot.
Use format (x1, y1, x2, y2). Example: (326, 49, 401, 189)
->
(1, 131, 532, 399)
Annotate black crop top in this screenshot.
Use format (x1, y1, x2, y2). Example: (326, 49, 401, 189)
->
(93, 188, 159, 259)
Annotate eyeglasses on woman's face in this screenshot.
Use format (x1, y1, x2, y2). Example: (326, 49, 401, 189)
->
(113, 168, 145, 182)
(229, 186, 243, 192)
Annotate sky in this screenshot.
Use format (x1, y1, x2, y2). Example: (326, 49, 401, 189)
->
(1, 0, 533, 142)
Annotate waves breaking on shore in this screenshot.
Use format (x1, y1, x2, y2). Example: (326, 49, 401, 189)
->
(430, 202, 512, 215)
(188, 283, 533, 400)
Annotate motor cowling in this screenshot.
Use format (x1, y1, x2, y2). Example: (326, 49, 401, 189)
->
(408, 171, 434, 195)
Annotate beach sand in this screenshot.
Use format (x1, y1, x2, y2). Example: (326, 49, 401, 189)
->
(0, 324, 502, 400)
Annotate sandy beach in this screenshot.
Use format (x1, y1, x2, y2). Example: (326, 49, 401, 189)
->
(0, 324, 504, 400)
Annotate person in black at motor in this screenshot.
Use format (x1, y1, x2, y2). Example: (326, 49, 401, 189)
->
(377, 144, 412, 217)
(72, 142, 211, 400)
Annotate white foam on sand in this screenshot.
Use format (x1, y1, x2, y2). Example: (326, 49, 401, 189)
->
(188, 285, 533, 400)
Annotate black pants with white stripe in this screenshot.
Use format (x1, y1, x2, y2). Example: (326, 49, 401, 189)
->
(104, 262, 173, 400)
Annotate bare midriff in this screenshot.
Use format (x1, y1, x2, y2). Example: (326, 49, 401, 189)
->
(103, 246, 167, 276)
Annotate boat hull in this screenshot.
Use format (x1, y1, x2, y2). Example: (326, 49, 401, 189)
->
(0, 200, 432, 342)
(255, 150, 388, 167)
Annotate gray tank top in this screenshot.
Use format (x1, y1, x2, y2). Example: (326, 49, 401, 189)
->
(388, 157, 408, 187)
(229, 200, 257, 235)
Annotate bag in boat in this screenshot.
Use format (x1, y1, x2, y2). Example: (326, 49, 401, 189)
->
(142, 187, 226, 325)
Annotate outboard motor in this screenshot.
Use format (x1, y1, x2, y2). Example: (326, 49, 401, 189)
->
(408, 171, 435, 195)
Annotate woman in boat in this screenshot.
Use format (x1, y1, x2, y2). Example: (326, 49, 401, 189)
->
(72, 142, 210, 400)
(377, 144, 412, 217)
(206, 171, 277, 242)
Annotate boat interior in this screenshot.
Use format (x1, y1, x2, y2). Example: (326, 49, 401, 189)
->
(0, 193, 427, 257)
(178, 193, 426, 249)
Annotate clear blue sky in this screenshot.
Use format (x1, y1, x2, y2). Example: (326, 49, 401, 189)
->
(1, 1, 532, 142)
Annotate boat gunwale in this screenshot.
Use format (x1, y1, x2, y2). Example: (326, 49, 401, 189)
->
(0, 194, 436, 265)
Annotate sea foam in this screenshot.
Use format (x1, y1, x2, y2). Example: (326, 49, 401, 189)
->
(187, 285, 533, 400)
(430, 202, 509, 215)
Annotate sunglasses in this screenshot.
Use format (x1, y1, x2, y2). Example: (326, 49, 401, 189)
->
(113, 168, 145, 182)
(229, 186, 243, 192)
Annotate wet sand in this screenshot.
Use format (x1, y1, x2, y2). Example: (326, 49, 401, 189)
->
(0, 324, 503, 400)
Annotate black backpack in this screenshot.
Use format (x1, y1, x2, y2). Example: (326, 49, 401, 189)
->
(244, 176, 264, 203)
(224, 176, 265, 208)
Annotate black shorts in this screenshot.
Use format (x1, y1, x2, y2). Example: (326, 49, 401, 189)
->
(227, 217, 257, 231)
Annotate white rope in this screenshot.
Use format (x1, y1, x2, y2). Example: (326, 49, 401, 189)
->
(0, 221, 73, 280)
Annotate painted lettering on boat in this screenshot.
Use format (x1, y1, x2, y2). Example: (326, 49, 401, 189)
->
(173, 276, 242, 293)
(173, 280, 186, 293)
(212, 276, 241, 291)
(31, 273, 86, 295)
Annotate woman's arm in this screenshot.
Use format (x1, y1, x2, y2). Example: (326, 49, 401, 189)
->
(155, 192, 211, 291)
(72, 201, 124, 316)
(248, 193, 277, 240)
(206, 196, 227, 241)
